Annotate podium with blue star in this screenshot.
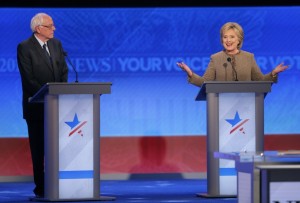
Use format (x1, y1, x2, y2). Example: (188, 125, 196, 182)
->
(195, 81, 273, 198)
(29, 82, 115, 202)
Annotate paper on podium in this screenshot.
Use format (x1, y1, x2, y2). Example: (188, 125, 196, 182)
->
(278, 150, 300, 155)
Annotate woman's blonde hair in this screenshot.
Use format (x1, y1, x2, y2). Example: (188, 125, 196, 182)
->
(220, 22, 244, 49)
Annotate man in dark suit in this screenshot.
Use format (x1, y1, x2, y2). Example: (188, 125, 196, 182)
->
(17, 12, 68, 197)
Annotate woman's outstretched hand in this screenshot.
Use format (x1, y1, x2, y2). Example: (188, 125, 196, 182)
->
(177, 62, 193, 77)
(272, 63, 289, 76)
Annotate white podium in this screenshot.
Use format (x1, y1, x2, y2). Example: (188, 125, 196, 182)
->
(195, 81, 272, 197)
(30, 82, 115, 201)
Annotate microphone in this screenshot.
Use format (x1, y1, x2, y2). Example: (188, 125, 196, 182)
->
(63, 51, 78, 83)
(223, 63, 227, 81)
(227, 57, 238, 81)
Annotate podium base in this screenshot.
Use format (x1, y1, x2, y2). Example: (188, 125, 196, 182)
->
(29, 195, 116, 202)
(196, 193, 236, 198)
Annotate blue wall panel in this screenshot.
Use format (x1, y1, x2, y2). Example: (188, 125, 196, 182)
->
(0, 7, 299, 137)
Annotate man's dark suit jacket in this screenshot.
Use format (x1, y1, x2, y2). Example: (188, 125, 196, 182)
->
(17, 34, 68, 120)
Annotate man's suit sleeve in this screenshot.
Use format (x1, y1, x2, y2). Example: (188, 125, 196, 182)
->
(17, 42, 43, 95)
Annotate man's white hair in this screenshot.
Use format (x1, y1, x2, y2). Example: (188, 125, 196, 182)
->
(30, 13, 50, 33)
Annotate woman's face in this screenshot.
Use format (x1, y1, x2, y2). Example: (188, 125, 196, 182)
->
(222, 29, 239, 54)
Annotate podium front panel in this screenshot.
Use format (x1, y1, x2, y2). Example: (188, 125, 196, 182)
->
(218, 93, 256, 195)
(58, 94, 94, 199)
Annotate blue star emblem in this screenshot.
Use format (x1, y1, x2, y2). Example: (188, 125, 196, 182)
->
(64, 113, 87, 137)
(65, 113, 80, 129)
(225, 111, 242, 127)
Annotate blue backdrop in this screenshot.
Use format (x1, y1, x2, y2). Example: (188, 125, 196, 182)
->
(0, 7, 299, 137)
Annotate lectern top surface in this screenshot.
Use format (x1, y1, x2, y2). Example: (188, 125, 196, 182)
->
(196, 81, 273, 101)
(29, 82, 112, 103)
(214, 151, 300, 163)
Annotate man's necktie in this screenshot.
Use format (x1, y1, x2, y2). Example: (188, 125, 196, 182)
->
(42, 43, 52, 64)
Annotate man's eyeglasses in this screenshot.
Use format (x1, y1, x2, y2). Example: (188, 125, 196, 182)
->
(39, 24, 55, 29)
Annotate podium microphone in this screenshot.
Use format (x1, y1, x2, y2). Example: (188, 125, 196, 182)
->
(227, 57, 238, 81)
(63, 51, 78, 83)
(223, 63, 227, 81)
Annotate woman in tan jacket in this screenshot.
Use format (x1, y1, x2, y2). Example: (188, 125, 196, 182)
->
(177, 22, 288, 87)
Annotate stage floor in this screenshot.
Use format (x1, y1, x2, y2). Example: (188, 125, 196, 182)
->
(0, 179, 237, 202)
